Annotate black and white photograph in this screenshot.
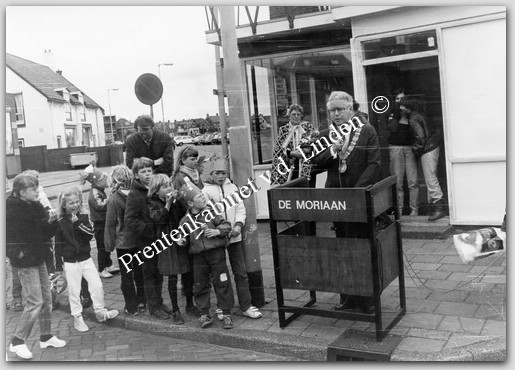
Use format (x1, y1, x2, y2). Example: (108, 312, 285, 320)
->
(3, 2, 507, 363)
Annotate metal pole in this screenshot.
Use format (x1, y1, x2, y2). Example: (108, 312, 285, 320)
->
(158, 65, 165, 123)
(214, 45, 229, 170)
(219, 5, 265, 307)
(107, 89, 113, 144)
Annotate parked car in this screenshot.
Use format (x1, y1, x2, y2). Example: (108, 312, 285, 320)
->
(199, 133, 215, 145)
(174, 135, 197, 146)
(211, 132, 222, 145)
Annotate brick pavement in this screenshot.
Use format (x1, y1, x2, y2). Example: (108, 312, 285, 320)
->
(5, 308, 303, 361)
(4, 166, 507, 361)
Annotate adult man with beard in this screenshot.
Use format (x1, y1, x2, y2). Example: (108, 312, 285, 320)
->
(313, 91, 381, 314)
(125, 115, 175, 176)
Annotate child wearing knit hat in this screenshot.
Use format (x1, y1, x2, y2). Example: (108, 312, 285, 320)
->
(177, 177, 235, 329)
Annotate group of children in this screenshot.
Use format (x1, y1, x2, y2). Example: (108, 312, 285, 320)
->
(7, 145, 262, 359)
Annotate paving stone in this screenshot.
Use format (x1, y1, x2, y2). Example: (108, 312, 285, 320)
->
(415, 270, 451, 280)
(409, 254, 445, 263)
(405, 298, 440, 314)
(409, 262, 442, 271)
(465, 292, 506, 305)
(438, 316, 485, 334)
(435, 302, 479, 317)
(438, 264, 472, 273)
(398, 313, 444, 330)
(407, 328, 452, 341)
(474, 304, 507, 321)
(299, 324, 344, 342)
(426, 290, 469, 303)
(480, 275, 506, 284)
(480, 320, 506, 337)
(396, 337, 446, 353)
(422, 279, 462, 291)
(444, 333, 494, 350)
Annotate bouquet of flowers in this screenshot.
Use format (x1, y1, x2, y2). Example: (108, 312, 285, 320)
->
(297, 129, 320, 158)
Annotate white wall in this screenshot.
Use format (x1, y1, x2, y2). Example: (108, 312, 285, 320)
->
(6, 68, 53, 147)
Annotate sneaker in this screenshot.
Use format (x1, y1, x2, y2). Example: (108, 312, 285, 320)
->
(243, 306, 262, 319)
(215, 308, 224, 321)
(99, 269, 113, 279)
(199, 314, 213, 328)
(40, 336, 67, 349)
(74, 315, 89, 332)
(186, 305, 201, 317)
(81, 297, 93, 309)
(106, 265, 120, 274)
(150, 309, 170, 320)
(9, 343, 33, 360)
(222, 315, 234, 329)
(124, 308, 139, 316)
(171, 310, 185, 325)
(96, 309, 119, 322)
(161, 304, 174, 315)
(138, 303, 147, 313)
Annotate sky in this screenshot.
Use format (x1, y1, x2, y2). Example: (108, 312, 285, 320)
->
(6, 6, 227, 123)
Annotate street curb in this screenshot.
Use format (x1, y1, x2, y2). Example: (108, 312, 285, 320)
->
(74, 308, 505, 362)
(80, 309, 328, 361)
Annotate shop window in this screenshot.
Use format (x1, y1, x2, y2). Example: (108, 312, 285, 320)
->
(245, 46, 353, 165)
(362, 30, 438, 60)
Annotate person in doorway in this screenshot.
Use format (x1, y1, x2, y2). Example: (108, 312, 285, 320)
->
(400, 95, 446, 221)
(270, 104, 317, 185)
(313, 91, 381, 314)
(386, 88, 419, 216)
(125, 115, 175, 176)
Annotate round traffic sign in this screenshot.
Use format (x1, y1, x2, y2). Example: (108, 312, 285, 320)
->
(134, 73, 163, 105)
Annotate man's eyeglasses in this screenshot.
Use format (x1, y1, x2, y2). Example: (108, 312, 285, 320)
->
(329, 107, 353, 114)
(290, 113, 302, 117)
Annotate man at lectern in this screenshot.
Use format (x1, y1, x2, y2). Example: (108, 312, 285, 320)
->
(313, 91, 381, 314)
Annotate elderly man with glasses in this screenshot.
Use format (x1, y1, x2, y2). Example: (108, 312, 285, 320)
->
(313, 91, 381, 314)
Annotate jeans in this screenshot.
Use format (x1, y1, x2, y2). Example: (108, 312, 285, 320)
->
(11, 265, 22, 303)
(14, 262, 52, 341)
(227, 241, 252, 312)
(116, 248, 145, 313)
(64, 258, 105, 317)
(94, 221, 112, 271)
(389, 145, 419, 212)
(193, 248, 234, 315)
(421, 147, 444, 203)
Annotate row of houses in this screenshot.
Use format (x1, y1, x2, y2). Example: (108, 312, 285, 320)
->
(5, 52, 232, 176)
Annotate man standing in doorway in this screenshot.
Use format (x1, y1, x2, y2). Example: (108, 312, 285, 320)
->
(313, 91, 381, 314)
(125, 115, 175, 176)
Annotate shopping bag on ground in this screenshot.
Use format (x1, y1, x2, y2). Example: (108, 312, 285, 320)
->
(453, 227, 505, 263)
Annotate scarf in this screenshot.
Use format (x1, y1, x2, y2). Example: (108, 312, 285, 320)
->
(180, 165, 200, 184)
(282, 122, 306, 150)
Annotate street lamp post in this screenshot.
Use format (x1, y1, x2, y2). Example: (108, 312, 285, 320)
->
(107, 88, 119, 144)
(158, 63, 174, 123)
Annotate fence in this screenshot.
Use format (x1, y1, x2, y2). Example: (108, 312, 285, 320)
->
(19, 144, 124, 173)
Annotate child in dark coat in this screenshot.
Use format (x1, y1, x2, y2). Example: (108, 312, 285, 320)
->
(105, 165, 146, 316)
(147, 174, 192, 324)
(55, 187, 119, 332)
(177, 177, 235, 329)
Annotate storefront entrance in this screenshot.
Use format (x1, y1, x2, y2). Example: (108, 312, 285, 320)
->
(365, 56, 448, 217)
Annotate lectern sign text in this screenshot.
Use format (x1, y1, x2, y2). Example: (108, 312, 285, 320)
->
(269, 188, 367, 222)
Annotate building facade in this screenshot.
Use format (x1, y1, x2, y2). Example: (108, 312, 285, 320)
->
(206, 6, 506, 225)
(6, 53, 105, 150)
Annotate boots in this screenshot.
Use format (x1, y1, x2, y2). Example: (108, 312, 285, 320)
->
(428, 199, 446, 221)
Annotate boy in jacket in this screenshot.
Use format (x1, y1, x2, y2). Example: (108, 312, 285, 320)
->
(125, 157, 173, 320)
(105, 165, 146, 316)
(177, 177, 235, 329)
(202, 160, 262, 320)
(7, 173, 66, 360)
(55, 187, 119, 332)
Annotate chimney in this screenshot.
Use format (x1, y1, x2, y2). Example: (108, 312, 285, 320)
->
(56, 70, 63, 75)
(42, 49, 58, 71)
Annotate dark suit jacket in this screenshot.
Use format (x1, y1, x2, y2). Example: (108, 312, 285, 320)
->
(313, 117, 381, 189)
(125, 129, 175, 176)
